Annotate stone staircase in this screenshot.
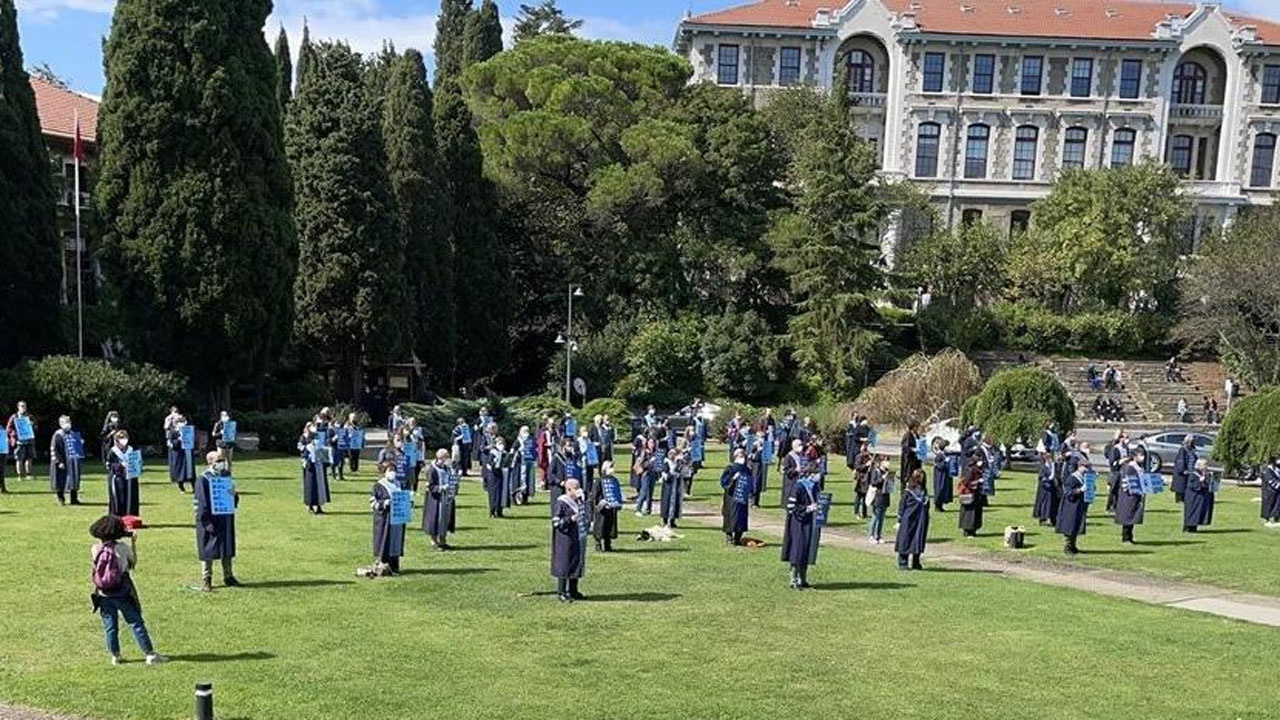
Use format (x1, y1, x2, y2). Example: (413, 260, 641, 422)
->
(1042, 357, 1150, 423)
(1126, 360, 1207, 423)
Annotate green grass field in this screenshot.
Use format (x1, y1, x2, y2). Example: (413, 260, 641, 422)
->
(1, 453, 1278, 720)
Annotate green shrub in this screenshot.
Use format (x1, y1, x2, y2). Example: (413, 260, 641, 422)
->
(960, 366, 1074, 445)
(700, 310, 781, 402)
(270, 373, 333, 408)
(614, 315, 703, 408)
(1214, 387, 1280, 473)
(985, 302, 1169, 356)
(916, 301, 995, 353)
(576, 397, 629, 425)
(238, 407, 317, 453)
(506, 394, 572, 432)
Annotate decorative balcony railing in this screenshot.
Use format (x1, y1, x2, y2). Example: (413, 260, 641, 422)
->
(848, 92, 887, 108)
(1170, 103, 1223, 120)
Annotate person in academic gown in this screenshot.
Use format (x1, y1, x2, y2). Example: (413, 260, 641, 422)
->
(577, 426, 599, 496)
(781, 473, 819, 589)
(932, 440, 954, 512)
(633, 440, 659, 517)
(720, 450, 753, 546)
(660, 447, 686, 528)
(106, 431, 140, 518)
(956, 458, 987, 538)
(1263, 457, 1280, 526)
(166, 417, 193, 493)
(549, 437, 582, 512)
(298, 423, 329, 514)
(745, 437, 765, 508)
(451, 418, 473, 476)
(1032, 452, 1060, 525)
(50, 415, 83, 505)
(853, 441, 872, 519)
(1172, 435, 1197, 504)
(195, 450, 239, 591)
(341, 413, 363, 474)
(99, 410, 122, 466)
(483, 437, 509, 518)
(1056, 466, 1090, 555)
(515, 426, 537, 504)
(780, 438, 805, 507)
(601, 416, 616, 463)
(422, 450, 456, 550)
(1105, 432, 1129, 513)
(628, 434, 646, 491)
(1115, 450, 1148, 544)
(211, 410, 236, 472)
(899, 422, 922, 484)
(551, 478, 587, 603)
(895, 469, 930, 570)
(1182, 459, 1215, 532)
(537, 417, 555, 489)
(844, 421, 859, 470)
(590, 462, 622, 552)
(370, 461, 405, 574)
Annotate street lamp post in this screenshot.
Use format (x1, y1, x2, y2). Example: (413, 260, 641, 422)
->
(557, 284, 584, 406)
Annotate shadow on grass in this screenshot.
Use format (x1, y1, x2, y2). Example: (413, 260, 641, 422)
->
(171, 651, 275, 663)
(582, 592, 680, 603)
(1081, 549, 1155, 555)
(142, 523, 193, 530)
(810, 581, 914, 591)
(447, 544, 538, 552)
(400, 567, 496, 576)
(314, 511, 367, 517)
(1195, 528, 1253, 535)
(612, 546, 691, 554)
(1139, 540, 1206, 547)
(238, 579, 356, 589)
(920, 566, 1002, 575)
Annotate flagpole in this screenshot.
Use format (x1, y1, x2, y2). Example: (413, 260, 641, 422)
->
(74, 109, 84, 358)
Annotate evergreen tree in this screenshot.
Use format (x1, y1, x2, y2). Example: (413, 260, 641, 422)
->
(273, 26, 292, 111)
(296, 20, 314, 90)
(513, 0, 582, 44)
(0, 0, 61, 366)
(434, 80, 508, 385)
(463, 0, 503, 67)
(96, 0, 296, 403)
(381, 49, 455, 386)
(287, 41, 407, 400)
(433, 0, 472, 86)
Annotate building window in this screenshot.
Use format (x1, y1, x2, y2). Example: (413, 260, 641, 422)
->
(1173, 62, 1206, 104)
(1251, 133, 1276, 187)
(1062, 127, 1088, 169)
(847, 50, 876, 93)
(1168, 134, 1194, 176)
(717, 45, 739, 85)
(961, 209, 984, 226)
(1010, 210, 1031, 234)
(1070, 58, 1093, 97)
(1263, 65, 1280, 105)
(1020, 56, 1043, 96)
(964, 124, 990, 179)
(1119, 59, 1143, 99)
(1012, 125, 1039, 180)
(972, 54, 995, 94)
(1111, 128, 1136, 167)
(779, 47, 802, 86)
(922, 52, 945, 93)
(915, 122, 941, 178)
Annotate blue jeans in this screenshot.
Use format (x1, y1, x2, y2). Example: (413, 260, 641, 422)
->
(635, 474, 655, 514)
(98, 595, 154, 657)
(868, 506, 887, 540)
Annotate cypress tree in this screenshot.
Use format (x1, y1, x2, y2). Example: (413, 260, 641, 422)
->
(381, 49, 455, 386)
(433, 0, 472, 86)
(273, 26, 292, 111)
(296, 20, 314, 90)
(434, 80, 508, 385)
(96, 0, 296, 404)
(463, 0, 503, 67)
(0, 0, 61, 365)
(288, 41, 407, 400)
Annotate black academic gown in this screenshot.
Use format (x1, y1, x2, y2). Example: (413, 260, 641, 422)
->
(49, 430, 82, 494)
(1263, 466, 1280, 521)
(932, 451, 954, 506)
(371, 479, 406, 559)
(1056, 473, 1089, 537)
(1172, 446, 1196, 497)
(894, 487, 930, 556)
(482, 449, 506, 514)
(107, 446, 140, 517)
(195, 469, 236, 561)
(900, 431, 922, 481)
(781, 480, 817, 567)
(551, 495, 584, 580)
(957, 470, 986, 534)
(1114, 466, 1146, 527)
(422, 463, 456, 539)
(719, 463, 752, 534)
(1182, 472, 1215, 528)
(167, 429, 191, 484)
(659, 460, 684, 524)
(299, 435, 329, 508)
(590, 475, 620, 541)
(780, 451, 803, 505)
(1032, 462, 1059, 522)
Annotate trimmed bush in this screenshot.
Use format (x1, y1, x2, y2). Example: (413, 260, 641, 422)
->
(237, 407, 317, 453)
(960, 366, 1074, 445)
(1214, 387, 1280, 473)
(576, 397, 629, 425)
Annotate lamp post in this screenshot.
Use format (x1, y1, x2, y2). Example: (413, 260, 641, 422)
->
(556, 284, 584, 406)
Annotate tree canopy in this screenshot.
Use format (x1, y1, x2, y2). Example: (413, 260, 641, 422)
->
(513, 0, 583, 43)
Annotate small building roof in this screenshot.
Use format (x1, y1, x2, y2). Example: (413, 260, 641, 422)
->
(29, 76, 99, 144)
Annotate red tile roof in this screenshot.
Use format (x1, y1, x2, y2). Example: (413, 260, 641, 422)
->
(685, 0, 1280, 45)
(29, 77, 99, 144)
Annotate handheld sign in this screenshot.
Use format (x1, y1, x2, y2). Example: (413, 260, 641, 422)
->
(816, 491, 834, 527)
(602, 478, 624, 509)
(389, 489, 412, 525)
(209, 476, 236, 515)
(1208, 474, 1222, 493)
(947, 455, 960, 477)
(1083, 470, 1098, 504)
(916, 438, 929, 461)
(15, 416, 34, 442)
(125, 449, 144, 480)
(868, 429, 878, 449)
(404, 442, 419, 467)
(585, 440, 599, 466)
(316, 429, 328, 449)
(565, 418, 578, 438)
(67, 432, 85, 460)
(762, 430, 775, 462)
(732, 472, 753, 505)
(1139, 472, 1166, 495)
(222, 420, 237, 444)
(336, 427, 350, 451)
(349, 429, 365, 450)
(181, 425, 196, 451)
(0, 432, 8, 454)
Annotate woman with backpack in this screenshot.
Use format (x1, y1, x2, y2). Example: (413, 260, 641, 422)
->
(89, 515, 166, 665)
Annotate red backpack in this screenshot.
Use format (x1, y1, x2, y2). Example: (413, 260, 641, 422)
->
(92, 542, 124, 592)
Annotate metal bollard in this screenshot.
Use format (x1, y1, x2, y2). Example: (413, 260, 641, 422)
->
(194, 682, 214, 720)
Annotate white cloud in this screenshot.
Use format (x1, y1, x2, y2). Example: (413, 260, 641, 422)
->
(269, 1, 437, 60)
(15, 0, 114, 22)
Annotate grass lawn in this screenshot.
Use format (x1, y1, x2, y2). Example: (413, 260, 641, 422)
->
(0, 454, 1278, 720)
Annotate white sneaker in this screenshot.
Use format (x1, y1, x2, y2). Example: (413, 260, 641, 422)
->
(635, 511, 644, 518)
(145, 654, 168, 665)
(110, 655, 122, 666)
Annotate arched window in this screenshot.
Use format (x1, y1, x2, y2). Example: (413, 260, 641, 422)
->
(915, 122, 941, 178)
(1012, 126, 1039, 180)
(1251, 133, 1276, 187)
(1062, 127, 1088, 170)
(1173, 62, 1206, 104)
(1111, 128, 1136, 168)
(847, 50, 876, 94)
(964, 124, 990, 179)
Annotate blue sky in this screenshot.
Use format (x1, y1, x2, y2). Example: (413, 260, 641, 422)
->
(14, 0, 1279, 96)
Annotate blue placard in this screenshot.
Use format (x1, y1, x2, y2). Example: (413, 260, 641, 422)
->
(67, 431, 84, 460)
(459, 425, 472, 444)
(565, 418, 578, 437)
(390, 489, 412, 525)
(690, 440, 704, 463)
(125, 449, 143, 480)
(762, 430, 775, 462)
(336, 427, 350, 450)
(209, 476, 236, 515)
(180, 425, 195, 451)
(316, 430, 328, 448)
(222, 420, 237, 444)
(1083, 470, 1098, 503)
(404, 442, 419, 466)
(916, 438, 929, 461)
(868, 430, 878, 448)
(1208, 474, 1222, 493)
(15, 416, 33, 442)
(732, 471, 753, 505)
(0, 432, 8, 454)
(816, 491, 833, 527)
(947, 455, 960, 477)
(602, 478, 623, 508)
(1139, 472, 1165, 495)
(349, 429, 365, 450)
(585, 441, 599, 466)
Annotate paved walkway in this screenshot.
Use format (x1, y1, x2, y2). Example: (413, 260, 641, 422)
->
(0, 705, 89, 720)
(679, 501, 1280, 628)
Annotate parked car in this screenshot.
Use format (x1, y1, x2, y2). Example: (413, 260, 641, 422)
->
(1134, 430, 1215, 473)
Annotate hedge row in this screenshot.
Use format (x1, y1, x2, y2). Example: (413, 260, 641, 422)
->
(920, 301, 1170, 357)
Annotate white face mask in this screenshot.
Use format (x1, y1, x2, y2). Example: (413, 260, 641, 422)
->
(60, 421, 71, 431)
(214, 461, 228, 473)
(117, 439, 128, 448)
(384, 471, 397, 482)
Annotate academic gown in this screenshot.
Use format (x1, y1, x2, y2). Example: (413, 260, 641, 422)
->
(1032, 462, 1060, 522)
(1172, 446, 1196, 497)
(551, 495, 585, 580)
(99, 420, 120, 464)
(107, 447, 140, 517)
(932, 452, 954, 505)
(719, 463, 752, 535)
(1263, 467, 1280, 521)
(894, 487, 930, 556)
(195, 469, 237, 561)
(628, 440, 645, 490)
(659, 460, 684, 524)
(956, 469, 986, 533)
(483, 450, 507, 513)
(780, 451, 803, 506)
(422, 464, 456, 538)
(1114, 466, 1146, 526)
(590, 475, 621, 541)
(900, 431, 922, 481)
(371, 479, 406, 559)
(299, 435, 329, 507)
(49, 430, 82, 493)
(167, 429, 191, 484)
(1056, 474, 1089, 537)
(781, 480, 818, 567)
(1182, 472, 1215, 528)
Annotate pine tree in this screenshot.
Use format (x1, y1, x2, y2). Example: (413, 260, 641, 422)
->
(0, 0, 61, 365)
(273, 26, 292, 111)
(434, 80, 508, 385)
(381, 49, 455, 386)
(433, 0, 472, 86)
(513, 0, 582, 44)
(463, 0, 503, 67)
(96, 0, 296, 403)
(287, 41, 407, 400)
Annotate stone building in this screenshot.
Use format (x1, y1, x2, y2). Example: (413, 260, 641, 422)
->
(675, 0, 1280, 251)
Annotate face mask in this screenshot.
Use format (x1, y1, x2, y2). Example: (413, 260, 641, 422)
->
(60, 421, 71, 431)
(117, 439, 128, 448)
(384, 471, 397, 482)
(214, 461, 228, 473)
(221, 414, 229, 422)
